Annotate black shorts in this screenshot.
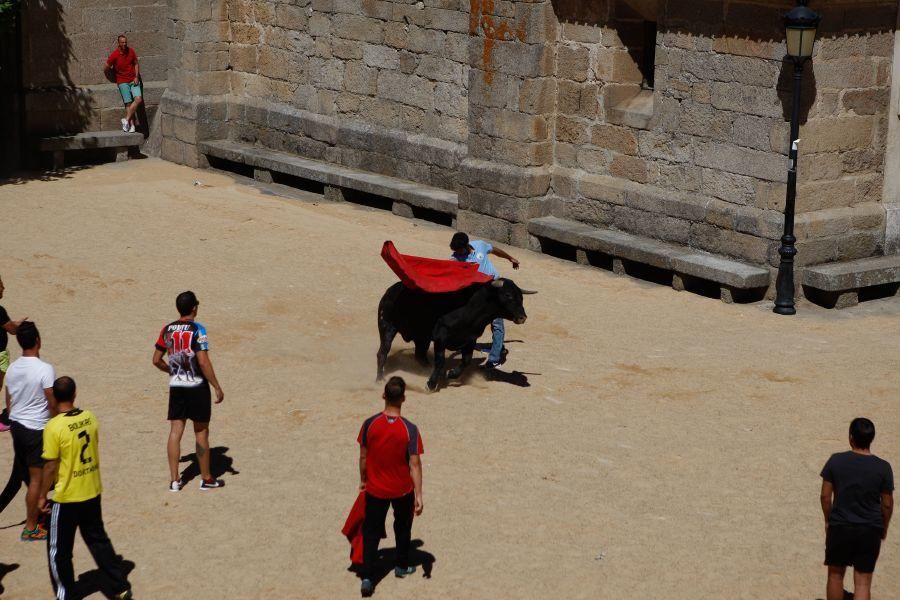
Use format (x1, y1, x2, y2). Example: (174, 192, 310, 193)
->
(825, 524, 883, 573)
(168, 384, 211, 423)
(10, 421, 45, 468)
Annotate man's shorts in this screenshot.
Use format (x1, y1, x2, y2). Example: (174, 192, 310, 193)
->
(168, 384, 211, 423)
(117, 82, 142, 104)
(0, 349, 9, 373)
(10, 421, 46, 468)
(825, 524, 883, 573)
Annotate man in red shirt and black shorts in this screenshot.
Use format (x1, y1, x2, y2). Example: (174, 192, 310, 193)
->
(104, 34, 142, 133)
(357, 376, 424, 597)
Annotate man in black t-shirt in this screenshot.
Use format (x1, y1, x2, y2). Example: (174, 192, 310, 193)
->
(820, 418, 894, 600)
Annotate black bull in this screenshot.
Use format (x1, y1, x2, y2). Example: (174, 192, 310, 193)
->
(376, 278, 535, 391)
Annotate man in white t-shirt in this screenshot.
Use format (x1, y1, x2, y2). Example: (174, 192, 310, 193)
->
(4, 321, 55, 540)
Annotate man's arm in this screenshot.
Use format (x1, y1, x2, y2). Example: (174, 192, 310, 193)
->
(882, 491, 893, 540)
(196, 350, 224, 403)
(489, 247, 520, 270)
(820, 480, 833, 529)
(44, 388, 57, 417)
(2, 318, 26, 334)
(152, 348, 169, 373)
(133, 57, 140, 84)
(358, 446, 367, 491)
(37, 459, 59, 512)
(410, 454, 423, 515)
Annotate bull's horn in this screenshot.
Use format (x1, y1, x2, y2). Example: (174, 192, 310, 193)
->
(490, 279, 504, 288)
(520, 288, 538, 294)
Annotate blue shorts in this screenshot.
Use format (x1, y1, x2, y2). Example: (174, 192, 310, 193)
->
(117, 83, 142, 104)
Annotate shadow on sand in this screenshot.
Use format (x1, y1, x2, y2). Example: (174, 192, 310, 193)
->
(178, 446, 240, 486)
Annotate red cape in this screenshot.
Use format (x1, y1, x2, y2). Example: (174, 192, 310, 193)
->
(341, 491, 385, 565)
(381, 241, 493, 293)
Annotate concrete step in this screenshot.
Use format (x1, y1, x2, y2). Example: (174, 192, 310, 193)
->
(199, 139, 457, 218)
(801, 255, 900, 308)
(528, 215, 770, 303)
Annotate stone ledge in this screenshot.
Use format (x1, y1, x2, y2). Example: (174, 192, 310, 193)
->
(528, 215, 770, 302)
(39, 131, 144, 151)
(199, 139, 457, 216)
(801, 256, 900, 308)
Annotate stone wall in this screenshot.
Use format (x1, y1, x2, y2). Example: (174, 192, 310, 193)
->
(21, 0, 167, 137)
(538, 0, 897, 270)
(154, 0, 899, 288)
(170, 0, 474, 188)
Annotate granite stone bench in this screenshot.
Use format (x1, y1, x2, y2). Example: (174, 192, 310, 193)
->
(801, 255, 900, 308)
(39, 131, 144, 169)
(199, 139, 458, 222)
(528, 215, 771, 303)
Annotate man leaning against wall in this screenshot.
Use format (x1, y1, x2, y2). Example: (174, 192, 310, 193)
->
(104, 34, 142, 134)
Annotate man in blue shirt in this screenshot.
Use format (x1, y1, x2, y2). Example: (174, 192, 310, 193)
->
(449, 232, 520, 368)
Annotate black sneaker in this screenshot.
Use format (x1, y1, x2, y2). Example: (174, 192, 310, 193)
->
(360, 578, 374, 597)
(114, 589, 133, 600)
(199, 478, 224, 490)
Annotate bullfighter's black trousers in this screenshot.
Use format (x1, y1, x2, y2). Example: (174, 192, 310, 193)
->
(363, 492, 414, 579)
(47, 496, 130, 600)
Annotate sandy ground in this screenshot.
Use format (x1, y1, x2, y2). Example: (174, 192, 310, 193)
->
(0, 158, 898, 600)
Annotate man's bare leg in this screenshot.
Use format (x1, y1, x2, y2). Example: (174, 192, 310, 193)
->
(125, 97, 142, 126)
(194, 422, 211, 481)
(168, 419, 186, 483)
(24, 465, 42, 530)
(852, 570, 873, 600)
(827, 565, 846, 600)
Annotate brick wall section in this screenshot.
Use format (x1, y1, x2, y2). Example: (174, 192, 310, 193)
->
(548, 0, 896, 268)
(22, 0, 167, 136)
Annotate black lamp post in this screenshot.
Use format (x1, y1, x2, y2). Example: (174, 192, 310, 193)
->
(773, 0, 820, 315)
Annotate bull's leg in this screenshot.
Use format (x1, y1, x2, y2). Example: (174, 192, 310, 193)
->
(413, 337, 430, 366)
(426, 338, 446, 392)
(376, 317, 398, 382)
(447, 344, 474, 380)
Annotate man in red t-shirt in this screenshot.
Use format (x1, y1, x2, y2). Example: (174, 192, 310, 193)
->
(104, 35, 142, 133)
(357, 376, 424, 597)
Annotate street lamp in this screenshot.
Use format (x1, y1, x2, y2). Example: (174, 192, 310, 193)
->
(773, 0, 820, 315)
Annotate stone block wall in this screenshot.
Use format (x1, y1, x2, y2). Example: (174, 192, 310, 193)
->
(538, 0, 896, 272)
(209, 0, 472, 189)
(21, 0, 167, 137)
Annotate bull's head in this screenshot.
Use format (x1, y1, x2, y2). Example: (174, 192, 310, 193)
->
(490, 278, 535, 324)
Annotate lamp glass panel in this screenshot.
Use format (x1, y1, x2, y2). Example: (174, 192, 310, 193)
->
(800, 27, 816, 58)
(785, 27, 802, 57)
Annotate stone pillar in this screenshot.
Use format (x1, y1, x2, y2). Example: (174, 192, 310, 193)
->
(159, 0, 231, 167)
(457, 0, 558, 246)
(881, 8, 900, 253)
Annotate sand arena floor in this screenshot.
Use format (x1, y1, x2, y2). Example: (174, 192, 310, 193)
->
(0, 159, 898, 599)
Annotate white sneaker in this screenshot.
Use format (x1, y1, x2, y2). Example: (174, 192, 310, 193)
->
(169, 480, 182, 493)
(128, 123, 136, 133)
(121, 118, 128, 132)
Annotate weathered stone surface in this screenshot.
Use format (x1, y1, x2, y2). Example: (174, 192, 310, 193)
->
(39, 131, 143, 151)
(802, 255, 900, 291)
(200, 139, 458, 214)
(460, 159, 551, 198)
(527, 216, 769, 288)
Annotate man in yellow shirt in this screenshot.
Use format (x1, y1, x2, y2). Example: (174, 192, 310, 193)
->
(38, 376, 132, 600)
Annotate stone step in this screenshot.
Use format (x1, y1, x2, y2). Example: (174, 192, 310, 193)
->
(801, 255, 900, 308)
(528, 215, 770, 303)
(199, 139, 457, 217)
(39, 131, 144, 151)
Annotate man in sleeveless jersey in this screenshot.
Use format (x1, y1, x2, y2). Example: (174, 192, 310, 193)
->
(357, 376, 424, 597)
(152, 291, 225, 491)
(38, 376, 132, 600)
